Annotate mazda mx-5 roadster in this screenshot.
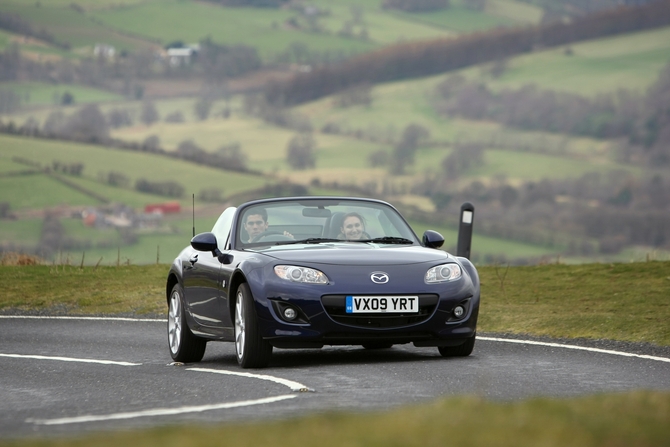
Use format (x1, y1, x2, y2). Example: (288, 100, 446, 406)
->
(166, 196, 480, 368)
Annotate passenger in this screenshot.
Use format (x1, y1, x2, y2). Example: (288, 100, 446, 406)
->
(338, 212, 370, 240)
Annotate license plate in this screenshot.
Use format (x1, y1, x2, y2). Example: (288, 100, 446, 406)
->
(346, 296, 419, 313)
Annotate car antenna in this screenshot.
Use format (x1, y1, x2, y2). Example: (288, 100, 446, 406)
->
(192, 193, 195, 238)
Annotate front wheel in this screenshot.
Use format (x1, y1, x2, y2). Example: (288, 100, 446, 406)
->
(234, 283, 273, 368)
(438, 333, 476, 357)
(168, 284, 206, 363)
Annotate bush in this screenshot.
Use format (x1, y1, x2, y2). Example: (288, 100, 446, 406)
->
(286, 132, 316, 170)
(135, 179, 185, 198)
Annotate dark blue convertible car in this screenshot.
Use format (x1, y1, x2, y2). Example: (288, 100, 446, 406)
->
(166, 197, 480, 368)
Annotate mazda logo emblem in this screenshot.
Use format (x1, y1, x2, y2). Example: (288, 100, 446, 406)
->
(370, 272, 389, 284)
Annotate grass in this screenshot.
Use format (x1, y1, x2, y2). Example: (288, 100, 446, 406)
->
(470, 26, 670, 96)
(1, 391, 669, 447)
(390, 5, 518, 32)
(0, 82, 124, 106)
(89, 0, 375, 59)
(55, 212, 220, 267)
(0, 218, 42, 245)
(478, 261, 670, 345)
(408, 219, 559, 259)
(0, 174, 99, 210)
(0, 0, 157, 52)
(0, 134, 270, 207)
(0, 264, 167, 315)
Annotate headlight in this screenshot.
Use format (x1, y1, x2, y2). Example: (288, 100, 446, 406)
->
(425, 263, 462, 283)
(274, 265, 329, 284)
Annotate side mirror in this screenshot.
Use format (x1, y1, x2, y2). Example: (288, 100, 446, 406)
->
(422, 230, 444, 249)
(191, 232, 218, 253)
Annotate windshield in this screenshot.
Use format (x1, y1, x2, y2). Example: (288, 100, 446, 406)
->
(236, 199, 418, 248)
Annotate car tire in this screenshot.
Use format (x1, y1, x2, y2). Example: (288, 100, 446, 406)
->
(168, 284, 207, 363)
(235, 283, 273, 368)
(438, 333, 476, 357)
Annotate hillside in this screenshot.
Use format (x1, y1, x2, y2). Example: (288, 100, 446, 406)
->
(0, 1, 669, 265)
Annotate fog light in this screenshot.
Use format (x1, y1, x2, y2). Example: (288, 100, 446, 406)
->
(453, 305, 465, 319)
(283, 307, 298, 321)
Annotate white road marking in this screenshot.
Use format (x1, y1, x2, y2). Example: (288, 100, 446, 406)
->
(26, 395, 297, 426)
(478, 337, 670, 363)
(0, 353, 141, 366)
(0, 315, 163, 322)
(188, 367, 314, 392)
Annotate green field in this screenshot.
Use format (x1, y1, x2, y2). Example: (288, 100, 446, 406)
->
(466, 26, 670, 96)
(0, 174, 99, 210)
(0, 134, 269, 205)
(0, 82, 124, 106)
(0, 0, 158, 52)
(0, 0, 542, 61)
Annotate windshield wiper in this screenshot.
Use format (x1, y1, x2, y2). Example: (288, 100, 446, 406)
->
(281, 237, 343, 245)
(355, 237, 414, 244)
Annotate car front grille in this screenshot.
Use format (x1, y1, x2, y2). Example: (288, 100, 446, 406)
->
(321, 294, 439, 329)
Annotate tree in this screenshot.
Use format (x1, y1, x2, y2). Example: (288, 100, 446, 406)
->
(441, 143, 485, 179)
(286, 132, 316, 169)
(216, 143, 247, 171)
(382, 0, 450, 12)
(62, 104, 109, 143)
(140, 100, 159, 125)
(107, 108, 134, 128)
(142, 135, 161, 152)
(0, 88, 20, 114)
(60, 91, 74, 105)
(463, 0, 486, 11)
(333, 84, 372, 108)
(194, 96, 213, 121)
(164, 111, 185, 123)
(391, 124, 430, 174)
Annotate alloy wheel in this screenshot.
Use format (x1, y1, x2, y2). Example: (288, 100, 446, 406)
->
(168, 291, 182, 355)
(235, 290, 246, 361)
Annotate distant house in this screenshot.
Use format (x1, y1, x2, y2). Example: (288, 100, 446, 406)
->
(167, 47, 195, 67)
(94, 44, 116, 59)
(145, 202, 181, 214)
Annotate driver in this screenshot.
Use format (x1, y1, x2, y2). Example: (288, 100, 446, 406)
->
(243, 208, 293, 242)
(244, 209, 269, 243)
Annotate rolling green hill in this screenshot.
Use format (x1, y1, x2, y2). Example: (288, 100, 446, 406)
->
(1, 3, 669, 265)
(0, 0, 540, 59)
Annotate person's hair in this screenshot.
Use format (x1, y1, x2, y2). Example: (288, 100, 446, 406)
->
(341, 212, 365, 229)
(245, 207, 268, 224)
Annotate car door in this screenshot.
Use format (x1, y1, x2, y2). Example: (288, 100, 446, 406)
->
(182, 247, 224, 336)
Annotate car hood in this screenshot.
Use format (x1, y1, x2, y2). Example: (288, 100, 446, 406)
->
(251, 243, 450, 266)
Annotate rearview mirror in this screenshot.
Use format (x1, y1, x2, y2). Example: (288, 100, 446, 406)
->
(302, 207, 332, 218)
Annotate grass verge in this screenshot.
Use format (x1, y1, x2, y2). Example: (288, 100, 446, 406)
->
(478, 261, 670, 346)
(0, 264, 167, 316)
(0, 261, 669, 345)
(1, 391, 669, 447)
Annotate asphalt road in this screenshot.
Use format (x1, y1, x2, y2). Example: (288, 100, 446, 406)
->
(1, 316, 669, 439)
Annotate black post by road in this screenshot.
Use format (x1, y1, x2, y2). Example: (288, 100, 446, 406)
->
(456, 202, 475, 259)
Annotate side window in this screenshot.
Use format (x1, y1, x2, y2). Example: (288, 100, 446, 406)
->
(210, 207, 236, 251)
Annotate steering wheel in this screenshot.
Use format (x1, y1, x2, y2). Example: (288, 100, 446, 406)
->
(250, 231, 285, 243)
